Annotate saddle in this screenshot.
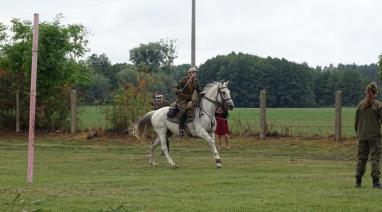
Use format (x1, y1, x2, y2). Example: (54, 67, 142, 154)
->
(166, 106, 196, 124)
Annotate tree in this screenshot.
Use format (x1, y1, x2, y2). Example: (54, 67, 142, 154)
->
(105, 80, 151, 132)
(0, 15, 89, 130)
(198, 52, 316, 107)
(129, 39, 177, 72)
(338, 70, 363, 105)
(379, 54, 382, 80)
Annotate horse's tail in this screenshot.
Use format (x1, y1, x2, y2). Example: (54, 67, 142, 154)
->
(135, 111, 155, 140)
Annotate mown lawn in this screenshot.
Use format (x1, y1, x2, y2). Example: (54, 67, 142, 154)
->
(0, 134, 380, 211)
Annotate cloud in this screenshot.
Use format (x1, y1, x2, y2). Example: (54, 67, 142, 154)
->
(1, 0, 382, 67)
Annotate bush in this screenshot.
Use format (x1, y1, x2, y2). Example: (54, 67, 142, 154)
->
(105, 80, 151, 132)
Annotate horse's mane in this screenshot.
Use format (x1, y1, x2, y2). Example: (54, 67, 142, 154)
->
(203, 81, 221, 92)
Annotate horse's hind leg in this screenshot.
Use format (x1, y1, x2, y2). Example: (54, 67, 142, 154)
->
(166, 130, 172, 152)
(157, 129, 177, 168)
(149, 137, 161, 166)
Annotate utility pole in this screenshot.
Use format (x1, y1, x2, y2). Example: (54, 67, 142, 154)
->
(27, 13, 39, 183)
(191, 0, 195, 66)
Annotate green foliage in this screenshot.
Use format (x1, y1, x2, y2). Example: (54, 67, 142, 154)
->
(116, 64, 139, 87)
(0, 23, 7, 48)
(0, 70, 16, 128)
(379, 54, 382, 79)
(199, 53, 316, 107)
(0, 16, 89, 130)
(105, 80, 151, 132)
(198, 52, 378, 107)
(129, 39, 177, 72)
(80, 54, 128, 104)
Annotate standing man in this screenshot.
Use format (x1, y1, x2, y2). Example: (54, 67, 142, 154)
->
(153, 94, 169, 110)
(175, 67, 200, 136)
(354, 82, 382, 188)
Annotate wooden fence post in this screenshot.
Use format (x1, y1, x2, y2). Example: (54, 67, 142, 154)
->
(16, 90, 20, 133)
(260, 90, 266, 140)
(71, 90, 77, 133)
(335, 90, 342, 141)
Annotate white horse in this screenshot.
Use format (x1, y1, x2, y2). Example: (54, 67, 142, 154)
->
(135, 81, 234, 168)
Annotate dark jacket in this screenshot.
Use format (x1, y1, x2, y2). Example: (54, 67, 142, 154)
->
(175, 77, 200, 100)
(355, 99, 382, 140)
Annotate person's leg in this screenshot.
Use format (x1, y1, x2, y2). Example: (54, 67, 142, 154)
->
(217, 135, 222, 150)
(355, 139, 370, 187)
(224, 134, 230, 150)
(176, 99, 188, 136)
(178, 111, 187, 136)
(370, 138, 381, 188)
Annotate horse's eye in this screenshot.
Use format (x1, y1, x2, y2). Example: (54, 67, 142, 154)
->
(222, 91, 226, 95)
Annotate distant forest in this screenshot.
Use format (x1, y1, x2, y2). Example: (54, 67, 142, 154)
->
(78, 52, 380, 108)
(198, 52, 380, 107)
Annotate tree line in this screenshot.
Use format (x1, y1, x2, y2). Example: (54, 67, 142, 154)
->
(0, 16, 381, 131)
(198, 52, 380, 107)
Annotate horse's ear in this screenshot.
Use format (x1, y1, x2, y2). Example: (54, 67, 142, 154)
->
(225, 80, 230, 85)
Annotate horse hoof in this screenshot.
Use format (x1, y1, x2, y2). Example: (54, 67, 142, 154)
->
(149, 162, 158, 167)
(216, 163, 222, 168)
(171, 164, 178, 169)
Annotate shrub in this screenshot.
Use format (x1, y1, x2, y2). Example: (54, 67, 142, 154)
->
(106, 79, 151, 132)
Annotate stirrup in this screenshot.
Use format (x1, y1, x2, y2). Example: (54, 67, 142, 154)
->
(179, 129, 185, 137)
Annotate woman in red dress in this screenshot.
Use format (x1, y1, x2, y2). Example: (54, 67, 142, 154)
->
(215, 105, 230, 150)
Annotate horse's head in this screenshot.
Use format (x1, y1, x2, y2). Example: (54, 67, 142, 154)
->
(218, 81, 234, 110)
(203, 81, 235, 110)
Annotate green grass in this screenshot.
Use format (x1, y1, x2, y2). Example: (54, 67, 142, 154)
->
(77, 106, 357, 137)
(229, 108, 356, 137)
(78, 106, 110, 130)
(0, 135, 380, 211)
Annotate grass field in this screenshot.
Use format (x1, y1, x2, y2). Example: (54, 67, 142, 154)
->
(0, 135, 380, 211)
(78, 106, 357, 137)
(229, 108, 356, 137)
(78, 106, 110, 130)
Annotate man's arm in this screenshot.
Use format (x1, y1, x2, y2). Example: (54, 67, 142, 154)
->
(354, 108, 359, 133)
(175, 78, 186, 95)
(379, 102, 382, 124)
(195, 80, 201, 93)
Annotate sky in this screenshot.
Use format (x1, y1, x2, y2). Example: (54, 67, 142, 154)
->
(1, 0, 382, 67)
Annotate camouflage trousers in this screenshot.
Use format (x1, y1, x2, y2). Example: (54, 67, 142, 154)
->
(355, 138, 381, 179)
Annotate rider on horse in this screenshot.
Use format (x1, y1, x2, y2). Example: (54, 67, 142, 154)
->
(175, 67, 201, 136)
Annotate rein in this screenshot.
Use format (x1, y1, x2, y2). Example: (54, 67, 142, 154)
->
(198, 85, 231, 133)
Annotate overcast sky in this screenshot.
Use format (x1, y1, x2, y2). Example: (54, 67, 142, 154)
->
(1, 0, 382, 67)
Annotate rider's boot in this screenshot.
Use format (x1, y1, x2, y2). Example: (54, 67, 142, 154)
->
(178, 113, 187, 137)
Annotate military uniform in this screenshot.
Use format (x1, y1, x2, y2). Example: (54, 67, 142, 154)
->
(175, 76, 200, 134)
(354, 99, 382, 187)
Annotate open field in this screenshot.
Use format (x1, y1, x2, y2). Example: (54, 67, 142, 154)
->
(78, 106, 357, 137)
(1, 134, 381, 211)
(229, 108, 356, 137)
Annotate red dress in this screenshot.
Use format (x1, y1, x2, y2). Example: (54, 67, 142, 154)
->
(215, 106, 229, 135)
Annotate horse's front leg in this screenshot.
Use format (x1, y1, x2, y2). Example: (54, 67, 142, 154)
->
(197, 129, 222, 168)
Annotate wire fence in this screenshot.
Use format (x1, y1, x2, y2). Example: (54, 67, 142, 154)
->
(227, 107, 356, 138)
(76, 106, 357, 138)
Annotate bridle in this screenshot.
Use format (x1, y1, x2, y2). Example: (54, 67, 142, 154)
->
(203, 85, 232, 106)
(199, 85, 232, 133)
